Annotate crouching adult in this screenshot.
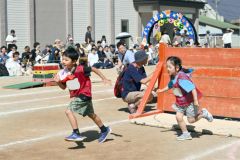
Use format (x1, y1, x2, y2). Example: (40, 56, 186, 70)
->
(121, 50, 154, 113)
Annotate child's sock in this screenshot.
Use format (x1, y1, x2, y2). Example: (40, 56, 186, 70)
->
(183, 131, 189, 135)
(99, 125, 107, 133)
(73, 128, 80, 135)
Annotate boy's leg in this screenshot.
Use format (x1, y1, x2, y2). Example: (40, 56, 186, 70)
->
(176, 112, 192, 140)
(65, 109, 78, 129)
(64, 109, 85, 141)
(186, 104, 203, 123)
(186, 104, 213, 123)
(88, 113, 104, 128)
(88, 113, 111, 143)
(172, 104, 192, 140)
(176, 112, 188, 133)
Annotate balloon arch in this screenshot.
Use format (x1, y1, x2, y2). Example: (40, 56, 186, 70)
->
(142, 10, 198, 44)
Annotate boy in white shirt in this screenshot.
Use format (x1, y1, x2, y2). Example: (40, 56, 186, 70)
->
(5, 52, 22, 76)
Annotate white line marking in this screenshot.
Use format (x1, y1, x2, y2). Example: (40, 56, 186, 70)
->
(181, 140, 240, 160)
(0, 89, 62, 98)
(0, 119, 128, 150)
(0, 89, 113, 106)
(0, 84, 107, 98)
(0, 97, 116, 116)
(0, 95, 67, 105)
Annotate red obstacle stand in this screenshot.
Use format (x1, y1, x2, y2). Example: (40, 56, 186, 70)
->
(129, 43, 240, 119)
(33, 63, 60, 86)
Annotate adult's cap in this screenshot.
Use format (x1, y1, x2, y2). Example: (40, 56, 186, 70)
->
(134, 50, 148, 63)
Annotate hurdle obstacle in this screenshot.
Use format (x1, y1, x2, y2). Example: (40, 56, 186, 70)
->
(129, 43, 240, 119)
(33, 63, 60, 86)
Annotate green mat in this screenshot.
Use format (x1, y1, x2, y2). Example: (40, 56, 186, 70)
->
(2, 82, 44, 89)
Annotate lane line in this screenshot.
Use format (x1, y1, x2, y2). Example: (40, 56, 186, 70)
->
(0, 89, 62, 98)
(181, 140, 240, 160)
(0, 97, 116, 116)
(0, 119, 128, 150)
(0, 84, 108, 98)
(0, 89, 113, 106)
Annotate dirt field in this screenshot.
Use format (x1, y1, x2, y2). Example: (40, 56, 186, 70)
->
(0, 66, 239, 160)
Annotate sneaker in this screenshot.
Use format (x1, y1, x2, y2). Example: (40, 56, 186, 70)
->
(202, 108, 213, 122)
(177, 133, 192, 141)
(98, 127, 112, 143)
(65, 132, 86, 142)
(128, 104, 137, 114)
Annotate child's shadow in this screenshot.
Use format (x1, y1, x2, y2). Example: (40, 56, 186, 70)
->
(118, 105, 156, 114)
(68, 130, 116, 149)
(68, 130, 99, 150)
(172, 124, 213, 138)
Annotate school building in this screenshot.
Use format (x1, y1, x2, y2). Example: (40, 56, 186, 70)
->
(0, 0, 205, 51)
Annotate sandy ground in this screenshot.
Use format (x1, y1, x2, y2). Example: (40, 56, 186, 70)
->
(0, 66, 239, 160)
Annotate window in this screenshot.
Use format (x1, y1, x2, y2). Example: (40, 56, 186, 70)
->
(121, 19, 129, 32)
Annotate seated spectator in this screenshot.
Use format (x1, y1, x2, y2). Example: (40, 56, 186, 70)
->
(96, 40, 102, 48)
(121, 50, 154, 113)
(75, 43, 86, 57)
(7, 44, 17, 59)
(102, 46, 114, 69)
(0, 46, 9, 65)
(21, 46, 33, 71)
(30, 42, 40, 65)
(41, 45, 52, 63)
(109, 44, 118, 65)
(88, 48, 100, 68)
(97, 46, 106, 63)
(104, 45, 113, 62)
(5, 52, 22, 76)
(101, 35, 107, 48)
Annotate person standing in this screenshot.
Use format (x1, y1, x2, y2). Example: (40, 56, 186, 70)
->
(85, 26, 92, 44)
(5, 29, 17, 52)
(222, 28, 234, 48)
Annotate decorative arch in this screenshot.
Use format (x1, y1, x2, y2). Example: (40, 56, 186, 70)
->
(142, 10, 198, 44)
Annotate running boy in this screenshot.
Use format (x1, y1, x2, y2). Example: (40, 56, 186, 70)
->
(54, 47, 112, 143)
(157, 56, 213, 140)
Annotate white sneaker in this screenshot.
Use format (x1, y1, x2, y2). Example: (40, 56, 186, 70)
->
(202, 108, 213, 122)
(177, 133, 192, 141)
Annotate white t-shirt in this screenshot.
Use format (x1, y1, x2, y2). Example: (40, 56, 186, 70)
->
(5, 35, 17, 45)
(222, 32, 233, 44)
(160, 34, 171, 44)
(88, 53, 99, 66)
(146, 51, 153, 61)
(5, 60, 22, 76)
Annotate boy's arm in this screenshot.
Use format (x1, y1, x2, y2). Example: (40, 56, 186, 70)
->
(91, 67, 111, 85)
(54, 74, 66, 90)
(192, 88, 199, 107)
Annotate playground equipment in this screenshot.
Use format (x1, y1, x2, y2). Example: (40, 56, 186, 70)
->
(33, 63, 60, 85)
(143, 10, 197, 44)
(129, 43, 240, 119)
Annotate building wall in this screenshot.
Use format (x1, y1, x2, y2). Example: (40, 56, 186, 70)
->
(6, 0, 30, 52)
(72, 0, 91, 43)
(94, 0, 112, 44)
(114, 0, 139, 46)
(35, 0, 67, 46)
(0, 0, 7, 46)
